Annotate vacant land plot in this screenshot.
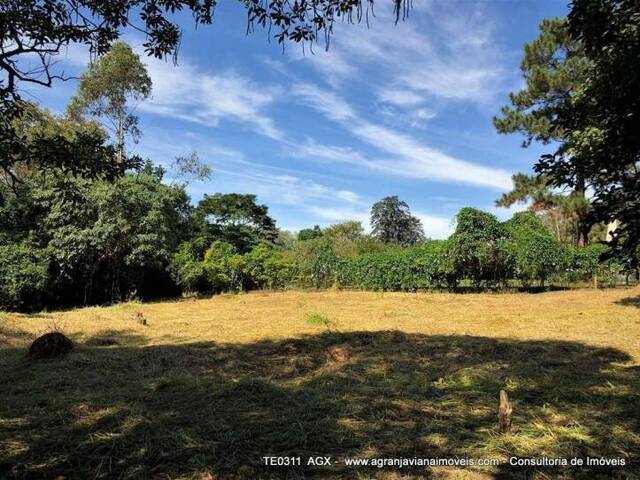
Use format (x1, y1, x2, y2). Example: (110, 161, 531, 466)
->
(1, 288, 640, 479)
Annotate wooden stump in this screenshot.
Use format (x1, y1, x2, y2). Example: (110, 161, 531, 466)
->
(498, 389, 512, 434)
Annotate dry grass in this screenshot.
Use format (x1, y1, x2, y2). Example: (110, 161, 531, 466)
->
(1, 287, 639, 479)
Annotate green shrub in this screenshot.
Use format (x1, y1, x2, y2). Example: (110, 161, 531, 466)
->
(304, 312, 332, 330)
(336, 240, 457, 291)
(504, 212, 564, 287)
(243, 243, 295, 289)
(448, 208, 510, 287)
(0, 243, 50, 311)
(170, 241, 211, 293)
(203, 241, 245, 292)
(563, 243, 623, 286)
(291, 237, 340, 288)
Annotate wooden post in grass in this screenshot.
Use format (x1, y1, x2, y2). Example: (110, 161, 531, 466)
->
(498, 390, 512, 434)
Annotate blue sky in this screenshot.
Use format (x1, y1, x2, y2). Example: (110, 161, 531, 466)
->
(23, 0, 568, 237)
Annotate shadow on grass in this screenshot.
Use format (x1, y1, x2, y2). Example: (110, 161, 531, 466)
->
(84, 329, 148, 347)
(616, 295, 640, 308)
(1, 332, 639, 479)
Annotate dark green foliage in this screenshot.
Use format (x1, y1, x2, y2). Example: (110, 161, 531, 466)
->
(564, 244, 624, 287)
(297, 225, 323, 241)
(493, 17, 589, 147)
(504, 212, 564, 287)
(0, 243, 49, 311)
(171, 241, 295, 294)
(448, 208, 510, 288)
(370, 196, 425, 246)
(243, 243, 295, 290)
(499, 1, 640, 260)
(336, 240, 456, 291)
(0, 165, 189, 309)
(550, 0, 640, 263)
(291, 237, 341, 288)
(494, 17, 593, 247)
(196, 193, 278, 254)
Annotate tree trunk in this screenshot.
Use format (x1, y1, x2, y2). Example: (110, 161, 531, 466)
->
(575, 171, 590, 247)
(116, 113, 124, 166)
(498, 390, 512, 434)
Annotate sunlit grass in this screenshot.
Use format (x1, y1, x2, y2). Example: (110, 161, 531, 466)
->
(1, 287, 639, 479)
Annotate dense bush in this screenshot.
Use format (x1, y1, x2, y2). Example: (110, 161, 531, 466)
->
(336, 241, 456, 291)
(290, 237, 341, 288)
(563, 244, 624, 286)
(504, 212, 565, 287)
(0, 243, 50, 311)
(448, 208, 511, 287)
(2, 161, 631, 311)
(243, 243, 295, 290)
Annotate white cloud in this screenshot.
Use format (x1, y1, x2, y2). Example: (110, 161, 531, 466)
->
(291, 83, 355, 121)
(140, 58, 283, 140)
(414, 212, 455, 239)
(309, 206, 369, 223)
(293, 1, 507, 105)
(378, 89, 425, 107)
(351, 123, 512, 190)
(215, 167, 362, 208)
(292, 140, 368, 166)
(292, 83, 512, 191)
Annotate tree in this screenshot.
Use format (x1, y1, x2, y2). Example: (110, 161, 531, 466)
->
(323, 221, 364, 242)
(170, 151, 212, 186)
(496, 172, 591, 246)
(196, 193, 278, 253)
(67, 42, 151, 165)
(0, 0, 407, 104)
(504, 211, 564, 288)
(537, 0, 640, 264)
(448, 208, 510, 288)
(0, 103, 128, 203)
(1, 1, 410, 184)
(370, 196, 424, 246)
(298, 225, 323, 241)
(494, 18, 593, 246)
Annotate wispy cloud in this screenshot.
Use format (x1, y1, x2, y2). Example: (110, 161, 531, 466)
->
(378, 89, 426, 107)
(294, 1, 507, 107)
(291, 83, 513, 191)
(291, 83, 355, 121)
(414, 212, 455, 239)
(140, 57, 283, 140)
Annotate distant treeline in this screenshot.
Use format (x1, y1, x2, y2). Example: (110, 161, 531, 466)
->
(171, 208, 629, 296)
(0, 108, 634, 312)
(1, 154, 634, 312)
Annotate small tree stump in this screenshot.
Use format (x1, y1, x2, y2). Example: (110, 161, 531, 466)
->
(498, 389, 512, 434)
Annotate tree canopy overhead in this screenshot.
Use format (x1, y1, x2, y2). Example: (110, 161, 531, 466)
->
(537, 0, 640, 263)
(0, 0, 409, 184)
(0, 0, 407, 104)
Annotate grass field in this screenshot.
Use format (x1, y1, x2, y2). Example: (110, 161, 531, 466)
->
(1, 288, 640, 479)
